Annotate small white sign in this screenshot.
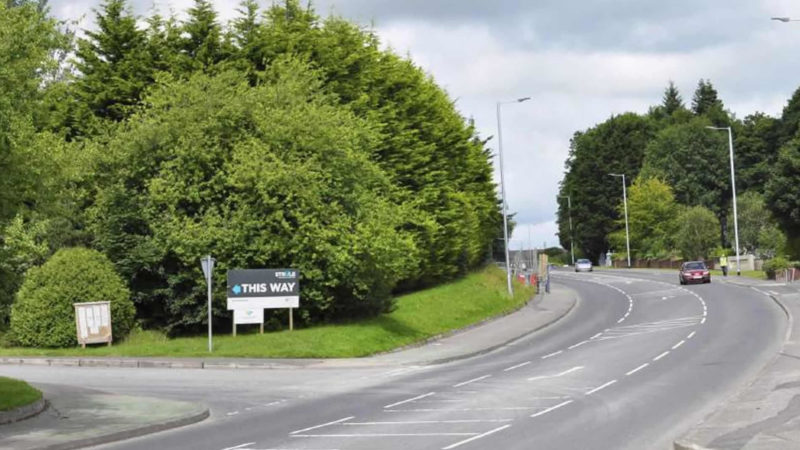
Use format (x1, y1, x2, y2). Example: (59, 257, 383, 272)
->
(74, 301, 113, 347)
(227, 296, 299, 310)
(234, 308, 263, 325)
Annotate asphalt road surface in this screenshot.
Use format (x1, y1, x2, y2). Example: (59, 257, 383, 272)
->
(2, 269, 787, 450)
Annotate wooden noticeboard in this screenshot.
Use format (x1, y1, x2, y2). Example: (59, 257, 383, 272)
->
(74, 301, 113, 348)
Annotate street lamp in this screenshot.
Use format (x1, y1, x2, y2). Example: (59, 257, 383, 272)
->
(771, 17, 800, 22)
(496, 96, 531, 296)
(706, 126, 741, 276)
(559, 195, 575, 265)
(608, 173, 631, 268)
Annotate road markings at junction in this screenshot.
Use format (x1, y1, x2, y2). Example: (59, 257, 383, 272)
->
(453, 375, 491, 387)
(386, 407, 540, 412)
(384, 392, 436, 409)
(441, 424, 512, 450)
(590, 332, 603, 339)
(530, 400, 573, 418)
(687, 331, 696, 339)
(503, 361, 532, 371)
(653, 351, 670, 361)
(293, 432, 477, 438)
(290, 417, 355, 435)
(625, 363, 649, 376)
(585, 379, 617, 395)
(222, 444, 256, 450)
(541, 350, 563, 359)
(672, 340, 685, 350)
(343, 419, 514, 425)
(528, 366, 583, 381)
(568, 340, 588, 349)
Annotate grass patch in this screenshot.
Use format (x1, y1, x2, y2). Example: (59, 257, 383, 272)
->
(708, 269, 767, 280)
(0, 266, 535, 358)
(0, 377, 42, 411)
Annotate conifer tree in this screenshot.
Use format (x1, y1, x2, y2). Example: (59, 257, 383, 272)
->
(180, 0, 225, 72)
(662, 81, 684, 116)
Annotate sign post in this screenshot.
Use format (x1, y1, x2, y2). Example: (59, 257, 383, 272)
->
(201, 255, 216, 352)
(74, 301, 113, 348)
(227, 269, 299, 332)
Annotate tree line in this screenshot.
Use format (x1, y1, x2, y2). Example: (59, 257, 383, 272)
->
(0, 0, 504, 335)
(558, 80, 800, 264)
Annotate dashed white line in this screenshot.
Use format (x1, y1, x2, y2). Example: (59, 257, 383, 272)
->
(503, 361, 532, 372)
(227, 411, 240, 416)
(654, 351, 670, 361)
(384, 392, 435, 409)
(541, 350, 563, 359)
(672, 340, 685, 350)
(687, 331, 696, 339)
(291, 416, 355, 435)
(294, 433, 475, 438)
(625, 363, 649, 376)
(386, 407, 537, 412)
(441, 425, 511, 450)
(222, 443, 255, 450)
(590, 332, 603, 339)
(530, 400, 573, 418)
(528, 366, 583, 381)
(344, 420, 513, 425)
(453, 375, 491, 388)
(700, 317, 707, 324)
(568, 340, 588, 349)
(585, 379, 617, 395)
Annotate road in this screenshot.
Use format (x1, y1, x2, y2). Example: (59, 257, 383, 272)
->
(1, 269, 787, 450)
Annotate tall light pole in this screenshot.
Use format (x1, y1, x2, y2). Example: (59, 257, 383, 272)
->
(609, 173, 631, 268)
(771, 17, 800, 22)
(559, 195, 575, 265)
(707, 126, 741, 276)
(496, 96, 531, 296)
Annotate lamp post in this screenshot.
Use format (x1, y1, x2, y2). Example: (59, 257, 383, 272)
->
(200, 255, 216, 352)
(706, 126, 741, 276)
(771, 17, 800, 22)
(496, 96, 531, 296)
(559, 195, 575, 265)
(609, 173, 631, 268)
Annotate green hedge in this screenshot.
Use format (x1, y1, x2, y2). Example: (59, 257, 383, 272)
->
(10, 248, 135, 347)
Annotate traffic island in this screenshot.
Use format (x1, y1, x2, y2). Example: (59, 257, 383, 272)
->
(0, 377, 46, 425)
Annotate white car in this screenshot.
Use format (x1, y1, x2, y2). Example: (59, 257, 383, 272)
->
(575, 259, 593, 272)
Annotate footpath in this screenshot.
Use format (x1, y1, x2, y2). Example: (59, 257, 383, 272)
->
(675, 277, 800, 450)
(0, 285, 577, 450)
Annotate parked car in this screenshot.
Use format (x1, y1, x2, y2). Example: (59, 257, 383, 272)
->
(679, 261, 711, 284)
(575, 259, 593, 272)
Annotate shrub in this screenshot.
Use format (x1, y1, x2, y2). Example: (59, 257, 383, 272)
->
(10, 248, 135, 347)
(763, 256, 791, 280)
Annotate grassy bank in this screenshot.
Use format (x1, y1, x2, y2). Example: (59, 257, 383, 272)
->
(0, 377, 42, 411)
(0, 266, 536, 358)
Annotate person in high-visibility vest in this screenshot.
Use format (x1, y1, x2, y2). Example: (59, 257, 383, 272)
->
(720, 254, 728, 276)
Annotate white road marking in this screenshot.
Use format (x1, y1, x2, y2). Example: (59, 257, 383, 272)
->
(528, 366, 583, 381)
(568, 340, 588, 349)
(625, 363, 649, 376)
(441, 425, 511, 450)
(386, 407, 538, 412)
(585, 380, 617, 395)
(687, 331, 696, 339)
(770, 290, 780, 296)
(617, 318, 625, 323)
(503, 361, 532, 372)
(672, 340, 685, 350)
(453, 375, 491, 388)
(227, 411, 240, 416)
(654, 351, 670, 361)
(530, 400, 573, 418)
(222, 444, 255, 450)
(384, 392, 435, 409)
(290, 417, 354, 435)
(590, 332, 602, 339)
(541, 350, 563, 359)
(700, 317, 706, 324)
(294, 433, 475, 438)
(344, 419, 513, 425)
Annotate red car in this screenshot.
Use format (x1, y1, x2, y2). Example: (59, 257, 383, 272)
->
(679, 261, 711, 284)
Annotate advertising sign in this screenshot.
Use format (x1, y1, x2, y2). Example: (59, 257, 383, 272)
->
(227, 269, 300, 310)
(74, 301, 113, 348)
(233, 308, 263, 325)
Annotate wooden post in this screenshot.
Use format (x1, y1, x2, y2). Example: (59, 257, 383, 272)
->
(260, 322, 264, 334)
(289, 308, 293, 331)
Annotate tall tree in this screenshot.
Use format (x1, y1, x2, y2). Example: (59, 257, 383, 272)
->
(179, 0, 226, 72)
(74, 0, 151, 123)
(734, 113, 781, 193)
(662, 81, 684, 116)
(764, 140, 800, 257)
(691, 79, 729, 126)
(608, 177, 679, 260)
(779, 86, 800, 146)
(676, 206, 720, 260)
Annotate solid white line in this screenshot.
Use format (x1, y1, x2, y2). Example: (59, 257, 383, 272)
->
(585, 380, 617, 395)
(654, 351, 670, 361)
(590, 332, 602, 339)
(454, 375, 491, 387)
(291, 416, 354, 435)
(687, 331, 696, 339)
(672, 340, 685, 350)
(222, 443, 255, 450)
(568, 340, 588, 349)
(504, 361, 532, 372)
(441, 424, 511, 450)
(530, 400, 573, 418)
(345, 419, 513, 425)
(626, 363, 649, 376)
(384, 392, 435, 409)
(541, 350, 563, 359)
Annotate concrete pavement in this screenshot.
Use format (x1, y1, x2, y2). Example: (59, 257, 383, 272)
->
(675, 278, 800, 450)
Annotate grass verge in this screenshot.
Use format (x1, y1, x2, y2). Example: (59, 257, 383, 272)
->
(0, 377, 42, 411)
(708, 269, 766, 280)
(0, 266, 536, 358)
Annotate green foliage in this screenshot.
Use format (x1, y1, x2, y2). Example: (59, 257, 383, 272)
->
(0, 376, 41, 411)
(763, 256, 791, 279)
(557, 113, 655, 261)
(609, 177, 679, 260)
(765, 139, 800, 254)
(0, 216, 49, 328)
(732, 191, 785, 258)
(10, 248, 135, 347)
(675, 206, 720, 260)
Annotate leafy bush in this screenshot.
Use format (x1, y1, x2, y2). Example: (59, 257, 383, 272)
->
(763, 256, 791, 280)
(10, 248, 135, 347)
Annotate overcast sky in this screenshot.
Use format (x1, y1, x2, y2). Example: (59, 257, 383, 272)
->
(50, 0, 800, 251)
